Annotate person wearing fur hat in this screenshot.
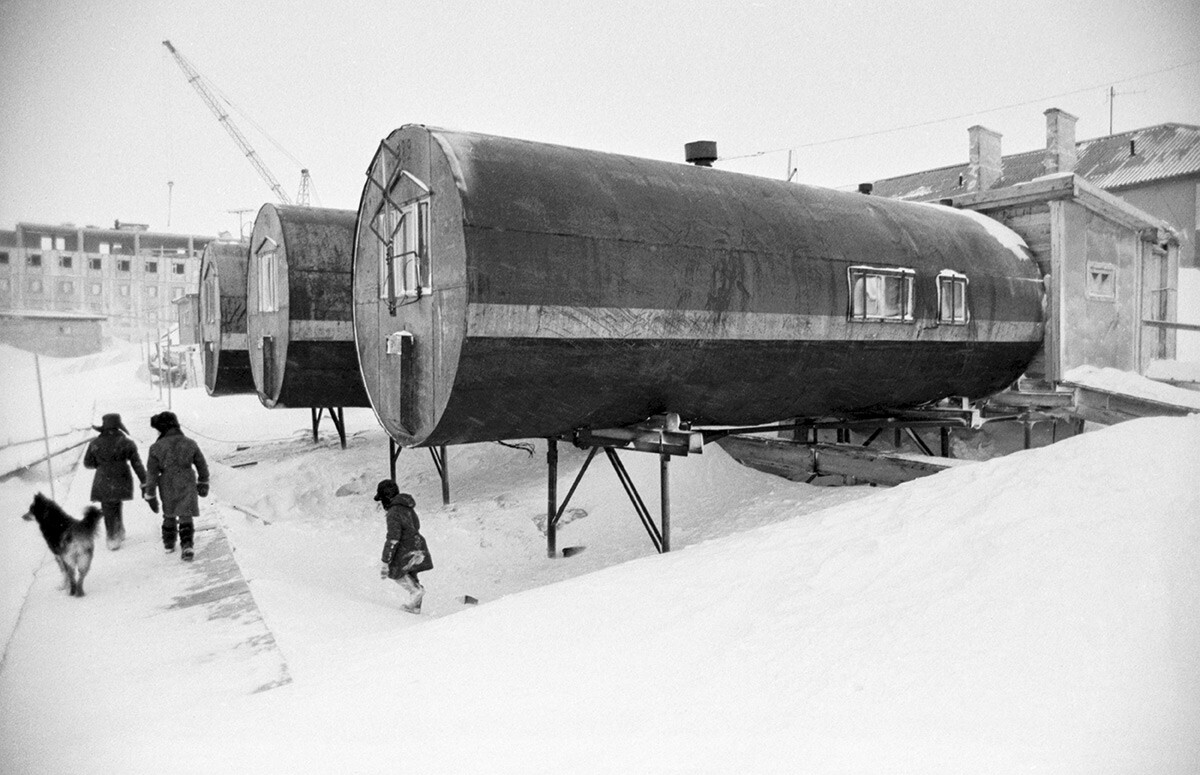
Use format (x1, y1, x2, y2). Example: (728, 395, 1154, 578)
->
(144, 411, 209, 561)
(376, 480, 433, 613)
(83, 413, 148, 550)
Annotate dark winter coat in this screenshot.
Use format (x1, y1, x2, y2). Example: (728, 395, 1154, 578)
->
(84, 430, 146, 503)
(382, 493, 433, 578)
(146, 428, 209, 517)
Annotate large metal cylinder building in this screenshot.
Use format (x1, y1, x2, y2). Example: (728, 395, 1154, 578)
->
(246, 204, 370, 409)
(198, 239, 255, 396)
(353, 125, 1045, 447)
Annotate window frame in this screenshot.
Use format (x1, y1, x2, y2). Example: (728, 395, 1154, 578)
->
(256, 241, 280, 313)
(1085, 261, 1117, 301)
(936, 270, 970, 325)
(377, 197, 431, 303)
(847, 265, 916, 323)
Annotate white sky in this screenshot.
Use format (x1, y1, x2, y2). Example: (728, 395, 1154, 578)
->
(1, 0, 1198, 238)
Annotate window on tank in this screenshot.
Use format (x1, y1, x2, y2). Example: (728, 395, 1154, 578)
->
(937, 270, 969, 325)
(257, 247, 280, 312)
(848, 266, 915, 322)
(376, 198, 430, 301)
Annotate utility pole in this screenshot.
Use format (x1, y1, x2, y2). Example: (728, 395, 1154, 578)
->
(228, 208, 254, 240)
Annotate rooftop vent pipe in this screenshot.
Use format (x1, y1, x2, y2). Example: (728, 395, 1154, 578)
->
(685, 141, 718, 167)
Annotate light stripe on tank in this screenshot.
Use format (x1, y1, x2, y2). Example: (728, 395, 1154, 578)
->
(466, 303, 1043, 343)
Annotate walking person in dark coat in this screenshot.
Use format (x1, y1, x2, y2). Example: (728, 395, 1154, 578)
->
(143, 411, 209, 562)
(376, 480, 433, 613)
(83, 413, 148, 551)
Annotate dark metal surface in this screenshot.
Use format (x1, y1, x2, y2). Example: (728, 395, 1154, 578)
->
(354, 125, 1045, 447)
(248, 204, 370, 408)
(199, 240, 255, 396)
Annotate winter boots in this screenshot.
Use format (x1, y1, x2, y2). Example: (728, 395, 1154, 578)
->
(397, 574, 425, 614)
(102, 502, 125, 551)
(162, 517, 176, 553)
(162, 516, 196, 560)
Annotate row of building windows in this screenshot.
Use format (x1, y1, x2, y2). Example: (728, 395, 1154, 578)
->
(0, 276, 187, 297)
(0, 251, 186, 274)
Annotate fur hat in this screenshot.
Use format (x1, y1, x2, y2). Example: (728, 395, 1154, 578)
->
(373, 479, 400, 503)
(93, 413, 128, 434)
(149, 411, 180, 432)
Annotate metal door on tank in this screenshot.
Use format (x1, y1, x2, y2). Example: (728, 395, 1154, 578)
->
(262, 336, 275, 397)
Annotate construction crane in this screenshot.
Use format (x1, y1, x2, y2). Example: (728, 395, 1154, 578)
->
(163, 39, 308, 206)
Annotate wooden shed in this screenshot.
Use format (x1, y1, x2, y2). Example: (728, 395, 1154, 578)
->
(198, 240, 255, 395)
(173, 292, 200, 346)
(950, 173, 1180, 381)
(0, 310, 106, 358)
(246, 204, 370, 410)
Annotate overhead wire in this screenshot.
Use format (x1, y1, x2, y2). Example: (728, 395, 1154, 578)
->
(719, 57, 1200, 162)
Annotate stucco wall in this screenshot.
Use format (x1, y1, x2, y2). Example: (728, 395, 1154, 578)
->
(1056, 201, 1139, 374)
(1118, 178, 1198, 269)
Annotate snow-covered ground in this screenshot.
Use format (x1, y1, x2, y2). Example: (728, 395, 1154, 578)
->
(1, 342, 1198, 774)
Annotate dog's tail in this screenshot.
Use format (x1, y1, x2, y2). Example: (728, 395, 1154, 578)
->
(82, 506, 103, 534)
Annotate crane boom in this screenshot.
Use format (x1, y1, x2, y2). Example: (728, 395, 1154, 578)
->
(163, 39, 293, 205)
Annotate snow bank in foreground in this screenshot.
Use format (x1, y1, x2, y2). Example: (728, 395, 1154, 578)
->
(158, 416, 1200, 774)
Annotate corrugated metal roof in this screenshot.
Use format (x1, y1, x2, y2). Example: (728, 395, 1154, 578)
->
(872, 123, 1200, 201)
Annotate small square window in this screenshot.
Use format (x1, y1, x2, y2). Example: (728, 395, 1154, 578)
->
(1086, 261, 1117, 301)
(89, 257, 102, 271)
(0, 278, 10, 292)
(54, 236, 66, 251)
(40, 236, 52, 250)
(147, 285, 159, 297)
(146, 261, 158, 273)
(58, 280, 74, 294)
(117, 259, 131, 272)
(847, 266, 916, 322)
(59, 255, 73, 269)
(172, 286, 185, 299)
(118, 284, 130, 297)
(99, 242, 110, 255)
(27, 278, 43, 293)
(173, 262, 185, 275)
(90, 282, 102, 296)
(28, 253, 42, 267)
(0, 251, 9, 265)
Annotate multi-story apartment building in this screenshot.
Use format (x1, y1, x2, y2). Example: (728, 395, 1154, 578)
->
(0, 221, 213, 342)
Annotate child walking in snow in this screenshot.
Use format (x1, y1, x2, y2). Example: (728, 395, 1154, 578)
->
(83, 413, 148, 550)
(375, 480, 433, 613)
(144, 411, 209, 561)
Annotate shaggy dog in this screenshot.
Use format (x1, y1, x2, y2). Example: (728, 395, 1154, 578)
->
(22, 492, 102, 597)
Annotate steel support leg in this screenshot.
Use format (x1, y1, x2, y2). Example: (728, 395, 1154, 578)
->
(329, 406, 347, 449)
(311, 407, 322, 443)
(660, 453, 671, 553)
(429, 445, 450, 505)
(604, 448, 663, 553)
(389, 438, 402, 481)
(547, 438, 557, 558)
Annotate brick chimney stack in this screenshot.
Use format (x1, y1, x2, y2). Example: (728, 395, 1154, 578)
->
(1043, 107, 1078, 174)
(966, 125, 1003, 192)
